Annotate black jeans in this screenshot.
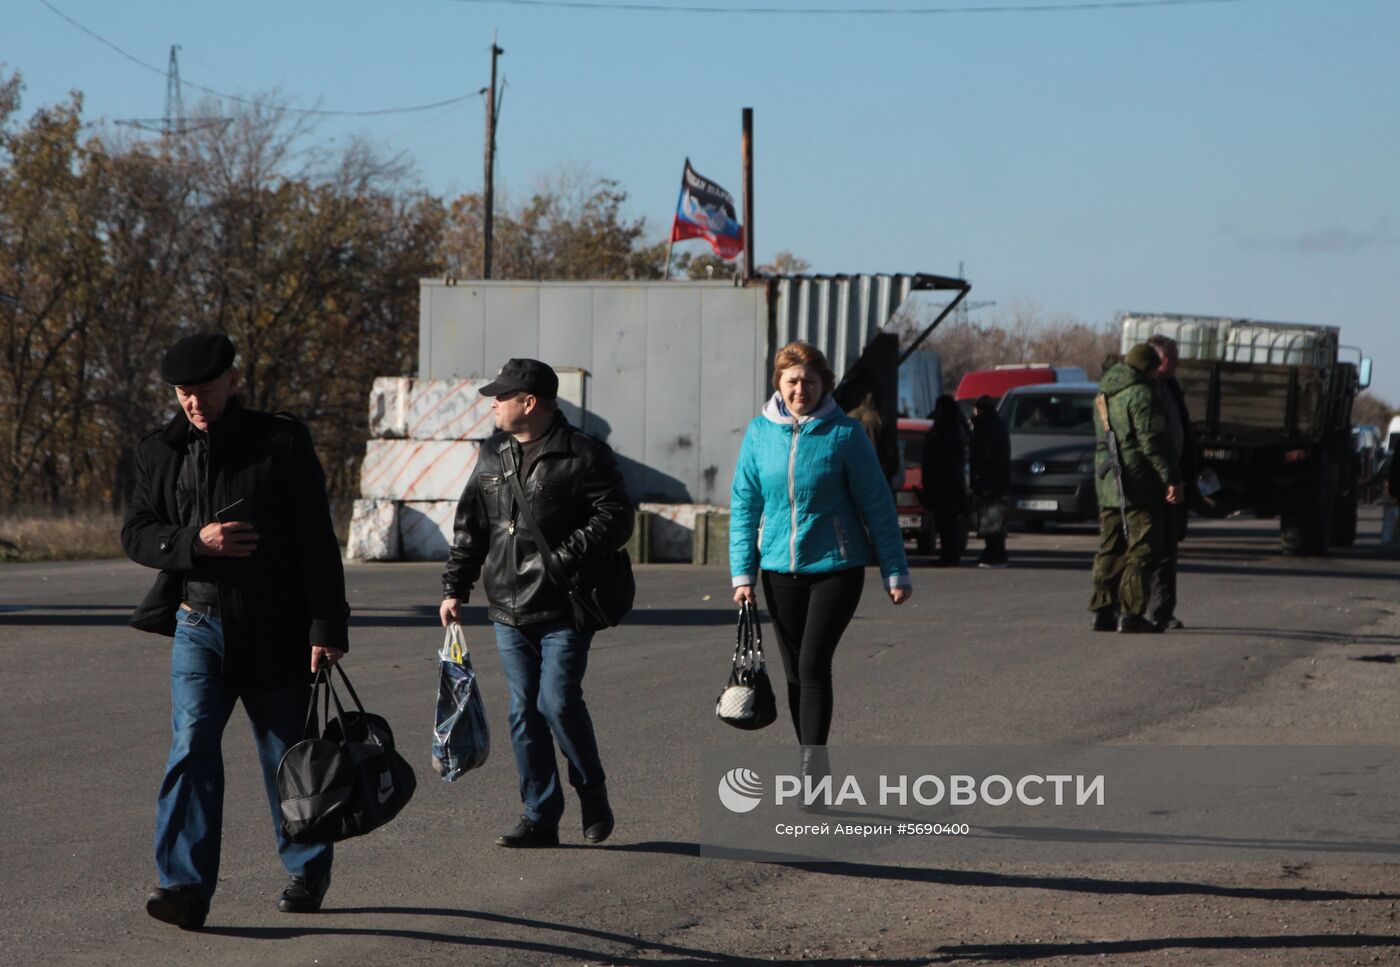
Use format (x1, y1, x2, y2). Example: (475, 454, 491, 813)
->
(760, 567, 865, 745)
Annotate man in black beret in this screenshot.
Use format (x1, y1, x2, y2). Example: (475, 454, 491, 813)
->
(123, 332, 350, 928)
(441, 357, 634, 848)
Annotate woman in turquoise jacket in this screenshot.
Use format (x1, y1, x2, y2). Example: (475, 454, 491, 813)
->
(730, 341, 912, 750)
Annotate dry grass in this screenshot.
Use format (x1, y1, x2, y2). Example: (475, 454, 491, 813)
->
(0, 509, 124, 562)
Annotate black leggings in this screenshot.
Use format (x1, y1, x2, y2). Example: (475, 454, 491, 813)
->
(760, 567, 865, 745)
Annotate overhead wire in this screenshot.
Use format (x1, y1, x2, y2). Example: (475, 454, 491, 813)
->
(35, 0, 484, 118)
(430, 0, 1249, 15)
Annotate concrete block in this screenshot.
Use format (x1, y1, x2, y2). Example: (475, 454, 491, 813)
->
(359, 439, 480, 501)
(639, 502, 727, 563)
(400, 500, 455, 562)
(403, 378, 498, 441)
(692, 510, 731, 566)
(368, 377, 498, 441)
(368, 377, 410, 439)
(346, 499, 400, 561)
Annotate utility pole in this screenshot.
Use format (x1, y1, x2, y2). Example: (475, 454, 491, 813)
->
(482, 34, 504, 280)
(741, 108, 754, 282)
(164, 45, 183, 136)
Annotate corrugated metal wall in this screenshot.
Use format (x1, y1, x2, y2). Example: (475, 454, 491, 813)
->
(770, 275, 918, 380)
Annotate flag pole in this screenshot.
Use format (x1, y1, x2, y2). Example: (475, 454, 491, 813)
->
(741, 107, 754, 282)
(664, 233, 674, 280)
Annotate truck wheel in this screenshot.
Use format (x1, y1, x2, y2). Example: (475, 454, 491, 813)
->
(1280, 459, 1335, 556)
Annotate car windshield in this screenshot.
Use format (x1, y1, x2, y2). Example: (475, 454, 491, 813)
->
(1002, 392, 1096, 435)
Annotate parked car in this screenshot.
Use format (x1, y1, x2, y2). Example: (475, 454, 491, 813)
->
(1354, 424, 1383, 503)
(954, 365, 1088, 418)
(895, 417, 934, 552)
(1000, 382, 1100, 528)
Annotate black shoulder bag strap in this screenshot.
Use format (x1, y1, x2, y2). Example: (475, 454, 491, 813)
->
(499, 440, 576, 592)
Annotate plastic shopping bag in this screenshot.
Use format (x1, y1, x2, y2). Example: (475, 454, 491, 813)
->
(432, 623, 490, 782)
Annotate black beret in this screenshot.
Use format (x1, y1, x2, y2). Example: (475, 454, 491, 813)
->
(161, 332, 235, 386)
(478, 358, 559, 400)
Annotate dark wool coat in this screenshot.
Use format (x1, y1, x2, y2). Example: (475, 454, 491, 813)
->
(921, 418, 970, 516)
(970, 408, 1012, 498)
(122, 400, 349, 687)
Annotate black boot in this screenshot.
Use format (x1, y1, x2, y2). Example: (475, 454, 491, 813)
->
(496, 816, 560, 848)
(1092, 608, 1117, 632)
(1118, 613, 1164, 634)
(581, 795, 614, 844)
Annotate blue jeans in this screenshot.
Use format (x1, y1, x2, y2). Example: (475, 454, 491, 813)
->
(155, 608, 331, 903)
(493, 619, 606, 826)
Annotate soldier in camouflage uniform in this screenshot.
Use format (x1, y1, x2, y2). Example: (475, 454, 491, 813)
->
(1089, 343, 1184, 633)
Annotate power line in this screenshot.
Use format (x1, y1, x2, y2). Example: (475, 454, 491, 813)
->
(432, 0, 1248, 14)
(36, 0, 483, 118)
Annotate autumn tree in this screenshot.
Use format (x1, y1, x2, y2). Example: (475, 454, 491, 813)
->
(0, 74, 103, 506)
(441, 168, 665, 281)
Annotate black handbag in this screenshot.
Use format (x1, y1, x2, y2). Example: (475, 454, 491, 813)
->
(502, 443, 635, 633)
(715, 601, 778, 730)
(277, 665, 417, 844)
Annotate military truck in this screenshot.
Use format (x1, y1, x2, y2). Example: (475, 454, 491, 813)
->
(1119, 312, 1373, 555)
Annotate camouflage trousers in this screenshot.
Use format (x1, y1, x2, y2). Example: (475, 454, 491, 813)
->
(1089, 506, 1162, 617)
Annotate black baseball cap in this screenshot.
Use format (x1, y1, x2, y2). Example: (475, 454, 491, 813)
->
(479, 358, 559, 400)
(161, 332, 236, 386)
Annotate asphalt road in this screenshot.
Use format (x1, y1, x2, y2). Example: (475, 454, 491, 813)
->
(1, 511, 1397, 966)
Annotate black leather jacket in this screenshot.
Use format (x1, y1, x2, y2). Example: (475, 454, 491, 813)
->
(442, 411, 634, 627)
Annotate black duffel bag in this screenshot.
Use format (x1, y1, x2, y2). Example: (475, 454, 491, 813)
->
(277, 664, 417, 844)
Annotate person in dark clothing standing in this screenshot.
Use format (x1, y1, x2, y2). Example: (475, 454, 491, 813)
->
(969, 395, 1012, 568)
(441, 358, 634, 849)
(921, 394, 970, 566)
(123, 332, 349, 929)
(1145, 335, 1197, 630)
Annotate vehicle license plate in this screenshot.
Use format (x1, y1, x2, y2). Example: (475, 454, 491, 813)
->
(898, 514, 921, 529)
(1016, 499, 1058, 512)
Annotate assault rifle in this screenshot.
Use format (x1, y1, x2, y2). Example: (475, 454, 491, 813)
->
(1094, 393, 1130, 539)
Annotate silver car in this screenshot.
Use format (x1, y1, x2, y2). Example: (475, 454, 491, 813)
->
(999, 382, 1100, 528)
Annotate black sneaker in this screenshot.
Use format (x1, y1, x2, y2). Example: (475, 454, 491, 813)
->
(146, 886, 208, 930)
(1118, 614, 1164, 634)
(581, 799, 615, 844)
(496, 816, 560, 848)
(1092, 608, 1118, 632)
(277, 874, 331, 913)
(1163, 617, 1185, 630)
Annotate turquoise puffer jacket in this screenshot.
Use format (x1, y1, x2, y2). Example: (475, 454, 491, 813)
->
(730, 393, 911, 588)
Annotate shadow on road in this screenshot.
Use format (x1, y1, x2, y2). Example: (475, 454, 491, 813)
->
(201, 904, 928, 966)
(931, 933, 1400, 962)
(607, 842, 1400, 903)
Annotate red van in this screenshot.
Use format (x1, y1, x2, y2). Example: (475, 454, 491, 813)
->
(954, 365, 1087, 418)
(896, 417, 934, 552)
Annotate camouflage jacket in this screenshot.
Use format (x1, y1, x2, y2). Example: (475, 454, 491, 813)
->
(1093, 363, 1181, 509)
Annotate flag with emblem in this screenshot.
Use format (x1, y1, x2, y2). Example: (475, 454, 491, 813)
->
(669, 158, 745, 260)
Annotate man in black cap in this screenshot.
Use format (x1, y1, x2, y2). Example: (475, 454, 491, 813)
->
(122, 331, 349, 929)
(440, 358, 633, 848)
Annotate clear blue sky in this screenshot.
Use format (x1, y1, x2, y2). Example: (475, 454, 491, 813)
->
(7, 0, 1399, 400)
